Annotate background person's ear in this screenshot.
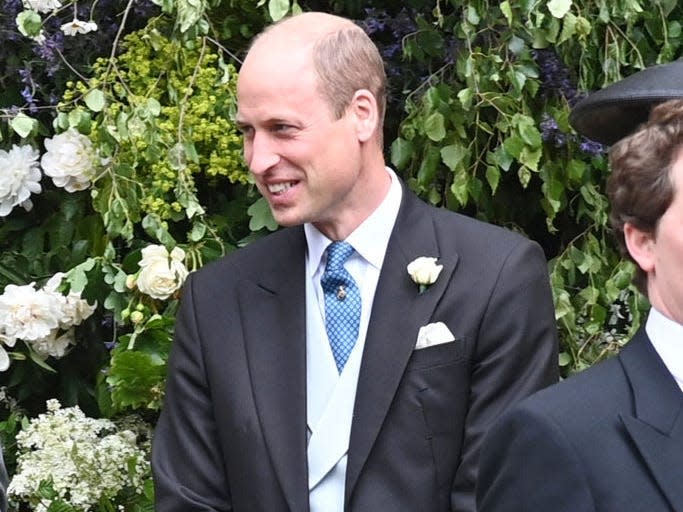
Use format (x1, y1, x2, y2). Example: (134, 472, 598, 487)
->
(624, 222, 656, 274)
(350, 89, 378, 142)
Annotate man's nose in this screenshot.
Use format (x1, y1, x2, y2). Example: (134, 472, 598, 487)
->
(246, 132, 280, 176)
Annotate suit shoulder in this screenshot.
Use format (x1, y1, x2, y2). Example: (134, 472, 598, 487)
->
(429, 204, 535, 248)
(513, 354, 630, 429)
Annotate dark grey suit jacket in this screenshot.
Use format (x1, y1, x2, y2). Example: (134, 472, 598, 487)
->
(152, 185, 558, 511)
(477, 327, 683, 511)
(0, 446, 7, 512)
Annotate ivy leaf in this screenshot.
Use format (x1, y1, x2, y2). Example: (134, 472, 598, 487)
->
(248, 197, 278, 232)
(547, 0, 572, 19)
(424, 112, 446, 142)
(84, 89, 105, 112)
(10, 113, 37, 138)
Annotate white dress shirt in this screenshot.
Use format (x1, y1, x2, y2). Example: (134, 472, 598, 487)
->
(304, 167, 402, 512)
(646, 307, 683, 392)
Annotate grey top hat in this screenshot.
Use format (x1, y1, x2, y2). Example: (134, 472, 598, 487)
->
(569, 59, 683, 146)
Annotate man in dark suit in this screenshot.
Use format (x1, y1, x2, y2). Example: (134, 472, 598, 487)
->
(152, 12, 558, 511)
(477, 98, 683, 511)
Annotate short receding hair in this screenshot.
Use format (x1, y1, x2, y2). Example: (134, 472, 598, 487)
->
(607, 98, 683, 294)
(253, 15, 387, 145)
(312, 26, 387, 128)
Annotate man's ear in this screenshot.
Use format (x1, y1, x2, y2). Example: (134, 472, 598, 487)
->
(624, 222, 656, 273)
(349, 89, 378, 143)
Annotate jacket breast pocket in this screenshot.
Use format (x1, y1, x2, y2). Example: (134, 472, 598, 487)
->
(405, 337, 467, 371)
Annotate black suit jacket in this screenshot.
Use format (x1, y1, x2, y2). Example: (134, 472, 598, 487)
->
(477, 327, 683, 511)
(152, 186, 558, 511)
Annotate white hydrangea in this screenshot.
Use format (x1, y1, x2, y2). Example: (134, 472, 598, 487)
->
(8, 400, 150, 511)
(22, 0, 62, 13)
(0, 144, 42, 217)
(41, 128, 99, 192)
(60, 19, 98, 36)
(0, 273, 96, 371)
(136, 245, 189, 300)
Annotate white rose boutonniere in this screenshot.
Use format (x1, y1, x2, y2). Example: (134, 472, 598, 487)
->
(136, 245, 189, 300)
(407, 256, 443, 294)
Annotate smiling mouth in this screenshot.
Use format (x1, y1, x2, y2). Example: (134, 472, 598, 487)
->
(267, 182, 295, 195)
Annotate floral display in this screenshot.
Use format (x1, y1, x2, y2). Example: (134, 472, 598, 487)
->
(8, 399, 149, 511)
(0, 273, 96, 371)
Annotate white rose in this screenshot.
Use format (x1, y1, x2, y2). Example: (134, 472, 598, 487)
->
(136, 245, 189, 300)
(0, 144, 42, 217)
(0, 284, 63, 346)
(41, 128, 98, 192)
(29, 328, 75, 359)
(407, 257, 443, 288)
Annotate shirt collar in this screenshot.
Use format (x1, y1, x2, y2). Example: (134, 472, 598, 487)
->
(304, 167, 402, 276)
(646, 306, 683, 391)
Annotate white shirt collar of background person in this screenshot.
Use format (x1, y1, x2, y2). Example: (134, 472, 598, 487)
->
(646, 306, 683, 392)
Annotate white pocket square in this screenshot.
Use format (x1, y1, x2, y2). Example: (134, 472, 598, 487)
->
(415, 322, 456, 350)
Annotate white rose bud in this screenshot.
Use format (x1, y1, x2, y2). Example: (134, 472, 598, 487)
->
(407, 257, 443, 293)
(130, 311, 144, 324)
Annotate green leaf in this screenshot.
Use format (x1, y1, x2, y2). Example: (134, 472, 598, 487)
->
(268, 0, 290, 21)
(450, 171, 470, 207)
(390, 137, 413, 170)
(424, 112, 446, 142)
(485, 166, 501, 194)
(558, 12, 577, 44)
(547, 0, 572, 18)
(440, 144, 468, 172)
(84, 89, 105, 112)
(10, 113, 37, 138)
(248, 197, 278, 232)
(457, 87, 474, 109)
(500, 1, 513, 25)
(558, 352, 572, 367)
(16, 9, 41, 37)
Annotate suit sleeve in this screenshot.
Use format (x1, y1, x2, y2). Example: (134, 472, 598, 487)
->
(451, 240, 559, 511)
(0, 445, 8, 512)
(476, 401, 596, 511)
(152, 273, 232, 511)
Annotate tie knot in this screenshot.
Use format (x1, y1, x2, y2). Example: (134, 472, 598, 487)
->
(325, 241, 354, 271)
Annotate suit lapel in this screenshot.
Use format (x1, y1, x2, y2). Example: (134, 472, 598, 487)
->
(241, 228, 309, 512)
(345, 190, 460, 501)
(619, 328, 683, 511)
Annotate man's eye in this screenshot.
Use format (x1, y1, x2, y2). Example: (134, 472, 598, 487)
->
(237, 125, 252, 137)
(272, 124, 294, 134)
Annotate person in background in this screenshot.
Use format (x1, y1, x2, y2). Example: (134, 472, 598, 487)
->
(0, 446, 8, 512)
(477, 98, 683, 511)
(152, 11, 558, 511)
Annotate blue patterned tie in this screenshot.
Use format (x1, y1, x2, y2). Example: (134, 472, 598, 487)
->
(321, 241, 362, 373)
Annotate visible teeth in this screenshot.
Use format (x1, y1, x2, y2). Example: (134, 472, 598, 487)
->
(268, 182, 293, 194)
